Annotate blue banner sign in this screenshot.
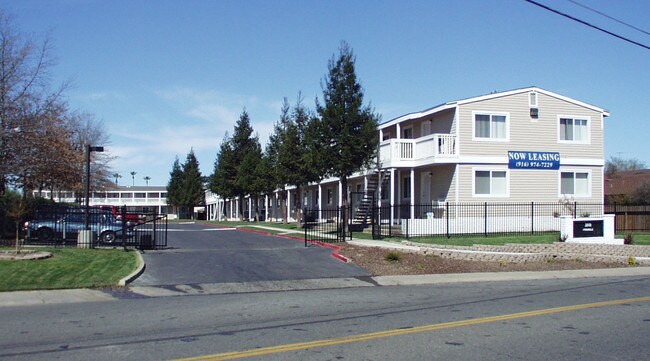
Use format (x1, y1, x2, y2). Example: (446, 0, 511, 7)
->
(508, 151, 560, 170)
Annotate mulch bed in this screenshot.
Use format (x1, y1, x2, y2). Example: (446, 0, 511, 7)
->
(337, 244, 628, 276)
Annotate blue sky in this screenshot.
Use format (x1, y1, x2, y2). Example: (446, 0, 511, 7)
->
(3, 0, 649, 186)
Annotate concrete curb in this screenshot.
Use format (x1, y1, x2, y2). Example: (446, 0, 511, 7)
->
(372, 266, 650, 286)
(118, 250, 145, 286)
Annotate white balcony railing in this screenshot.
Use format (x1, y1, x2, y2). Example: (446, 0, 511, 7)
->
(379, 133, 457, 166)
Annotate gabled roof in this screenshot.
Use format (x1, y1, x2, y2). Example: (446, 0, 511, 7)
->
(379, 86, 609, 130)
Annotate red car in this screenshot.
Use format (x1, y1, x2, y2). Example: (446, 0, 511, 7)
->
(98, 206, 145, 225)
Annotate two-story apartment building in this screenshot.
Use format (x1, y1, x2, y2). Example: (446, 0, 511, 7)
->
(207, 87, 609, 226)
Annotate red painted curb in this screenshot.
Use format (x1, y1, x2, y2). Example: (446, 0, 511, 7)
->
(234, 226, 350, 263)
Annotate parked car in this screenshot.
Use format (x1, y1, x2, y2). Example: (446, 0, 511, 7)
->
(23, 209, 133, 245)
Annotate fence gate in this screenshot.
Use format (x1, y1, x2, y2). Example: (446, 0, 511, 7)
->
(303, 206, 349, 244)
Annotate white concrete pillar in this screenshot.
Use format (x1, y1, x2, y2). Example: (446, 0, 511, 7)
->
(287, 190, 291, 221)
(338, 180, 343, 207)
(318, 183, 322, 221)
(410, 168, 415, 220)
(390, 168, 395, 224)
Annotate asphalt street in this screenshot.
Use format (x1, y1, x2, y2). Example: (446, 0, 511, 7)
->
(131, 223, 369, 286)
(1, 276, 649, 360)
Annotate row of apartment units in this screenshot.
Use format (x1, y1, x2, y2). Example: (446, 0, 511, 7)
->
(206, 86, 609, 223)
(35, 186, 171, 215)
(38, 87, 609, 226)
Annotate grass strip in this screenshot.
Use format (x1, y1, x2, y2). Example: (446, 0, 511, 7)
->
(0, 248, 138, 292)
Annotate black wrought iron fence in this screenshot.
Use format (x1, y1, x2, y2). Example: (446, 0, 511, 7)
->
(303, 206, 350, 244)
(300, 202, 649, 241)
(396, 202, 605, 238)
(7, 205, 168, 249)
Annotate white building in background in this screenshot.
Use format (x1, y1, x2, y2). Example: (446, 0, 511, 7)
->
(35, 186, 170, 215)
(206, 87, 610, 225)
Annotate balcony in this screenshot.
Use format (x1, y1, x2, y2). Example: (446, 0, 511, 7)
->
(379, 133, 457, 168)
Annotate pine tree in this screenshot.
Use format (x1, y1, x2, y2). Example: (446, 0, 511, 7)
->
(210, 133, 235, 199)
(210, 110, 260, 220)
(180, 149, 204, 219)
(315, 42, 380, 232)
(166, 157, 183, 216)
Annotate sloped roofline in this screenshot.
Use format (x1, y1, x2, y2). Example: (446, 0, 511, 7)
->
(379, 86, 610, 130)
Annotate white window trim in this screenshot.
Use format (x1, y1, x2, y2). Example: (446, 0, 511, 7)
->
(558, 169, 592, 198)
(557, 115, 591, 145)
(472, 167, 510, 198)
(529, 91, 538, 107)
(472, 111, 510, 142)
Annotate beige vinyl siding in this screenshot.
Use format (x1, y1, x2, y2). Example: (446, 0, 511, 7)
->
(456, 164, 603, 203)
(429, 108, 455, 134)
(457, 92, 604, 160)
(431, 164, 456, 202)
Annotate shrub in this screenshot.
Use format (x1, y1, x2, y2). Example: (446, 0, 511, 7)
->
(384, 251, 402, 262)
(628, 256, 637, 267)
(624, 234, 634, 245)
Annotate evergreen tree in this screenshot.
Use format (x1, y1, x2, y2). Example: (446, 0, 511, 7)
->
(315, 42, 380, 231)
(166, 156, 183, 216)
(210, 110, 259, 220)
(210, 132, 235, 199)
(281, 94, 321, 223)
(180, 149, 204, 219)
(267, 99, 292, 222)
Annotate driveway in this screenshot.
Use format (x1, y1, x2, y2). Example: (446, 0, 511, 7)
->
(130, 223, 368, 286)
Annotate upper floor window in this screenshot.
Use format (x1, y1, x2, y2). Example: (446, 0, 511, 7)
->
(559, 116, 589, 143)
(473, 112, 508, 141)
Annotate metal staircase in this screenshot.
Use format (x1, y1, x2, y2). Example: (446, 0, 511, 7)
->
(349, 170, 388, 231)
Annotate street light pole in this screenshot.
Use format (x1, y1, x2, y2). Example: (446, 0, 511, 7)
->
(84, 145, 104, 230)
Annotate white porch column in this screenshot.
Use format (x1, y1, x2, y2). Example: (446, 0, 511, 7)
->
(390, 168, 395, 224)
(338, 180, 343, 207)
(410, 168, 415, 220)
(364, 174, 368, 194)
(265, 195, 269, 222)
(396, 124, 401, 139)
(287, 190, 291, 221)
(248, 196, 252, 220)
(318, 184, 322, 220)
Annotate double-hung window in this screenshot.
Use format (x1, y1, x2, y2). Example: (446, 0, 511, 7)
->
(474, 169, 508, 197)
(559, 117, 589, 143)
(560, 171, 590, 197)
(473, 112, 508, 141)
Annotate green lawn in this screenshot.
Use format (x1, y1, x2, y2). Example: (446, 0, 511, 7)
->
(0, 248, 138, 292)
(403, 233, 560, 246)
(617, 232, 650, 246)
